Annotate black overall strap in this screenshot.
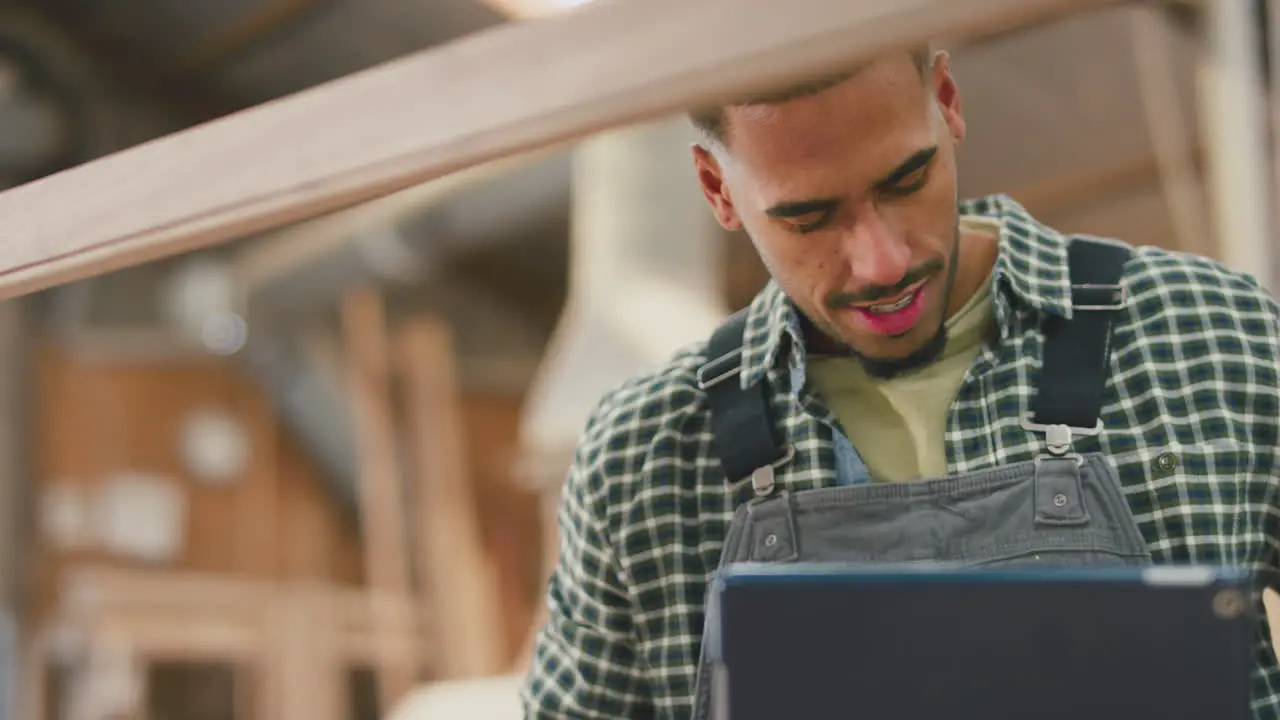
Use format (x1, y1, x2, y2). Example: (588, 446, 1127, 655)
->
(699, 309, 789, 483)
(1030, 237, 1132, 430)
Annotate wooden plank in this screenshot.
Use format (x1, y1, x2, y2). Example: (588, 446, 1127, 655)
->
(397, 319, 507, 678)
(46, 568, 424, 719)
(58, 567, 420, 644)
(231, 380, 283, 580)
(266, 589, 342, 720)
(60, 566, 275, 616)
(92, 613, 264, 662)
(340, 288, 421, 707)
(1007, 149, 1198, 222)
(0, 0, 1118, 299)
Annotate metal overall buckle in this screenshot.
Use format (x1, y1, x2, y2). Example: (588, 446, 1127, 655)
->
(1071, 282, 1127, 311)
(749, 445, 795, 499)
(696, 347, 743, 389)
(1020, 413, 1102, 466)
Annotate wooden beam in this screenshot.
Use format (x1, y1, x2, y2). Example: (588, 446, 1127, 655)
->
(265, 589, 342, 720)
(58, 569, 422, 648)
(0, 0, 1119, 299)
(42, 567, 425, 720)
(340, 287, 421, 708)
(1005, 146, 1204, 222)
(397, 318, 507, 678)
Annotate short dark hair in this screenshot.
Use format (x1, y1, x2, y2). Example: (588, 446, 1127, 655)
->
(689, 48, 935, 146)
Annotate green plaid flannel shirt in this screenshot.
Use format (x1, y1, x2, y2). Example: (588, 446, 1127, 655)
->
(521, 194, 1280, 719)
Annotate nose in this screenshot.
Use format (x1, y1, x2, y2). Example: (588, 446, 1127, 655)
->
(841, 208, 911, 287)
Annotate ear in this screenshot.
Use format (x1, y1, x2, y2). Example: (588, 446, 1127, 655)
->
(691, 143, 743, 231)
(929, 51, 966, 145)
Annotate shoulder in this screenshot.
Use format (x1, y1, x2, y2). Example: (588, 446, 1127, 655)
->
(1103, 240, 1280, 422)
(1114, 240, 1279, 338)
(1123, 241, 1275, 309)
(570, 340, 713, 496)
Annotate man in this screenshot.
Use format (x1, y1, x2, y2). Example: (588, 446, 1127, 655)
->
(521, 47, 1280, 719)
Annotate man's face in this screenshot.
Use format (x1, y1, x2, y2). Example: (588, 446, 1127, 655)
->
(693, 53, 968, 376)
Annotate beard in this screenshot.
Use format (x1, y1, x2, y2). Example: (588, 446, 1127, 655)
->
(803, 226, 962, 380)
(854, 320, 950, 379)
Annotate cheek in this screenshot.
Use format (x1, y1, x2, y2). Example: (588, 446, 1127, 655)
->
(888, 169, 959, 248)
(800, 243, 847, 283)
(924, 155, 959, 209)
(746, 224, 846, 297)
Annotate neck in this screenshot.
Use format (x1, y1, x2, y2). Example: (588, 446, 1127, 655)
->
(802, 314, 848, 356)
(946, 228, 999, 318)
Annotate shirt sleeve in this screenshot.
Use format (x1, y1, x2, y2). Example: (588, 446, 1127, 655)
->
(520, 401, 654, 719)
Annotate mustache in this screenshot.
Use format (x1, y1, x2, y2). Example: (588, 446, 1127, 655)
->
(825, 259, 945, 309)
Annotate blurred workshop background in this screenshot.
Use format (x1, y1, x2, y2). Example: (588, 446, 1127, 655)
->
(0, 0, 1272, 718)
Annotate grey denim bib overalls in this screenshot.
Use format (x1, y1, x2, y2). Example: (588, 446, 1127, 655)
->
(690, 237, 1154, 719)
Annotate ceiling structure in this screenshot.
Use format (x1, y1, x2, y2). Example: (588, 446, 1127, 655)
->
(0, 0, 1250, 506)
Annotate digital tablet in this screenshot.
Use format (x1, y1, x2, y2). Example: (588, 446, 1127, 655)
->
(704, 563, 1261, 720)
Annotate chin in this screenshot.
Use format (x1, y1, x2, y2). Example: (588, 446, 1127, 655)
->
(850, 323, 949, 380)
(849, 340, 924, 364)
(845, 322, 930, 354)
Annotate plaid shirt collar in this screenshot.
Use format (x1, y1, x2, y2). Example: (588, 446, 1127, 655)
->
(738, 193, 1076, 390)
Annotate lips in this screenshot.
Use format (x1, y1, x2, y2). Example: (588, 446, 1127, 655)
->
(847, 279, 930, 337)
(866, 291, 916, 314)
(849, 279, 928, 311)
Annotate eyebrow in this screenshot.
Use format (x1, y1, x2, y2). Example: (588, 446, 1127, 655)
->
(875, 146, 938, 188)
(762, 145, 940, 220)
(764, 197, 840, 219)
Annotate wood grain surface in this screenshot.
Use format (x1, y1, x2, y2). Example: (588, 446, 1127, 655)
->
(0, 0, 1117, 298)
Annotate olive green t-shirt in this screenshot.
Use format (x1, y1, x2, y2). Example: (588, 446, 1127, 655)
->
(806, 216, 999, 482)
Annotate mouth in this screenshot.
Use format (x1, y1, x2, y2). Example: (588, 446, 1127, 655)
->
(844, 278, 931, 337)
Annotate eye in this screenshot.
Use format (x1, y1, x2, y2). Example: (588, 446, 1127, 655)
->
(881, 164, 929, 197)
(789, 210, 833, 234)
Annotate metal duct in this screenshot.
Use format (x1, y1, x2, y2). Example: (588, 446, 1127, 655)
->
(239, 149, 573, 317)
(517, 116, 729, 480)
(233, 150, 574, 510)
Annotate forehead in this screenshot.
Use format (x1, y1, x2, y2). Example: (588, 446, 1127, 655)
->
(721, 58, 933, 196)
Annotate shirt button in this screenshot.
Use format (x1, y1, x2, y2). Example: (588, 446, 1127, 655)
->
(1155, 452, 1179, 474)
(1213, 589, 1245, 619)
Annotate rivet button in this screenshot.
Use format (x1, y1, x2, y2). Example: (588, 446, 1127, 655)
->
(1155, 452, 1179, 474)
(764, 534, 778, 548)
(1052, 493, 1069, 508)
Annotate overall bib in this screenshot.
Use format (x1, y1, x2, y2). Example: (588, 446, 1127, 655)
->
(690, 238, 1154, 719)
